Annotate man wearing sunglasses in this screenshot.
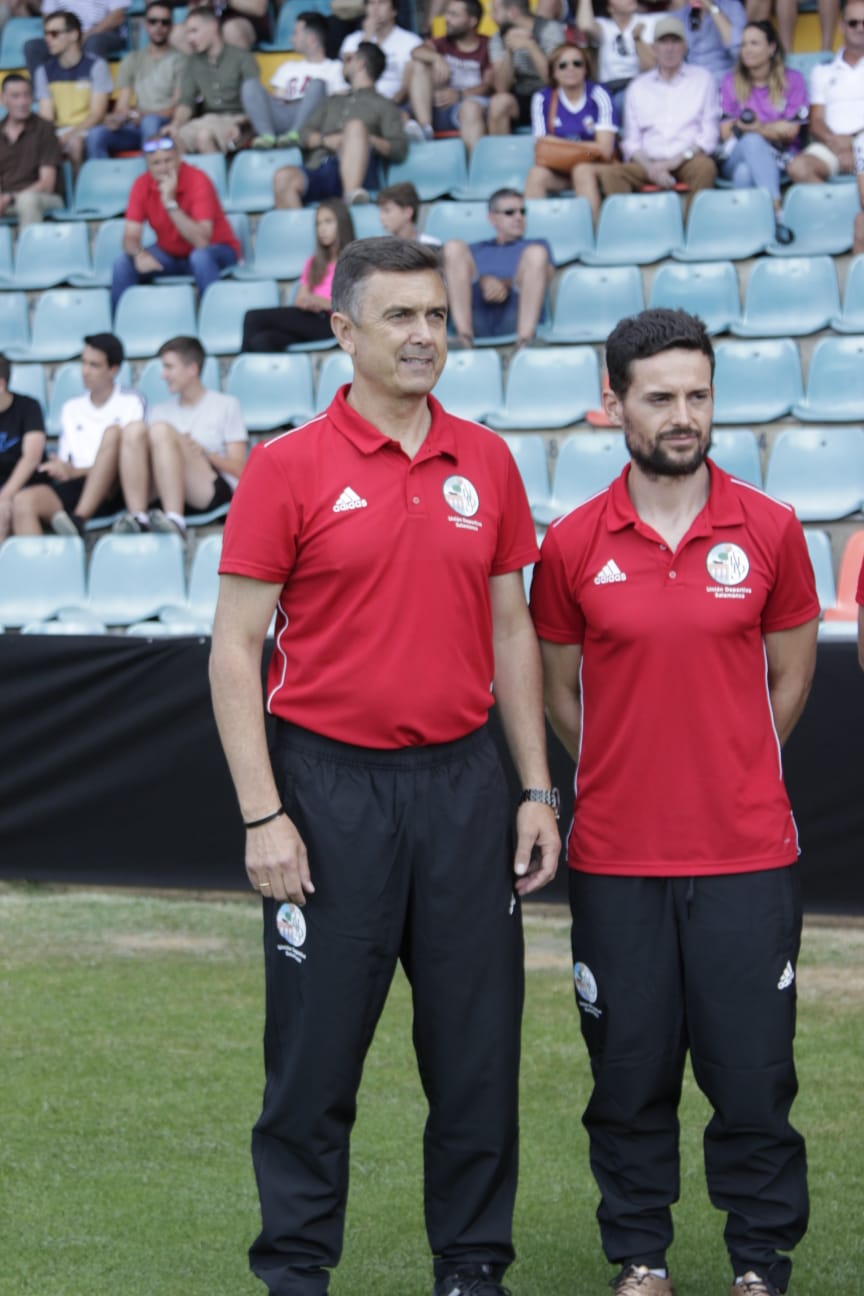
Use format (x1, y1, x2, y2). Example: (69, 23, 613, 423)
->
(787, 0, 864, 183)
(86, 2, 184, 159)
(25, 0, 130, 79)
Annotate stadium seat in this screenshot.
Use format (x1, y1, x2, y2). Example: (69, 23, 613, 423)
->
(68, 217, 127, 287)
(224, 147, 303, 212)
(231, 208, 316, 281)
(712, 338, 803, 423)
(125, 619, 210, 636)
(731, 256, 840, 336)
(829, 255, 864, 333)
(136, 355, 220, 407)
(532, 431, 629, 526)
(648, 260, 741, 334)
(46, 359, 133, 437)
(764, 426, 864, 520)
(184, 153, 228, 201)
(803, 527, 837, 614)
(672, 188, 776, 262)
(451, 135, 535, 201)
(20, 617, 107, 635)
(10, 363, 47, 411)
(0, 292, 30, 353)
(228, 211, 252, 266)
(349, 205, 387, 238)
(542, 265, 644, 344)
(0, 225, 11, 274)
(48, 157, 145, 221)
(785, 49, 834, 86)
(708, 429, 762, 487)
(486, 346, 600, 430)
(386, 138, 469, 201)
(582, 192, 684, 265)
(766, 183, 859, 256)
(225, 353, 315, 432)
(499, 433, 551, 512)
(5, 288, 112, 362)
(0, 15, 43, 68)
(792, 336, 864, 422)
(83, 533, 187, 625)
(197, 278, 280, 355)
(315, 351, 353, 412)
(160, 533, 223, 627)
(423, 201, 491, 247)
(429, 350, 503, 423)
(823, 528, 864, 620)
(0, 222, 92, 290)
(113, 284, 197, 358)
(0, 536, 86, 628)
(525, 196, 594, 266)
(260, 0, 330, 49)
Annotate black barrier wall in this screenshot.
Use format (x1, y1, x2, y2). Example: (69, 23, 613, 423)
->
(1, 637, 861, 913)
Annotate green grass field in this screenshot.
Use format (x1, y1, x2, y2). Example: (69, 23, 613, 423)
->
(1, 883, 861, 1296)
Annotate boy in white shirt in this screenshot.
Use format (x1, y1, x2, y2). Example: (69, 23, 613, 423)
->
(242, 11, 348, 148)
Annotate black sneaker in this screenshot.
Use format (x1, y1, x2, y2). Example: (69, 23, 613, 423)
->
(434, 1266, 511, 1295)
(773, 221, 795, 245)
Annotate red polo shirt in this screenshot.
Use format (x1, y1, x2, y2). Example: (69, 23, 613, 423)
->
(220, 387, 539, 748)
(125, 163, 239, 259)
(857, 555, 864, 605)
(530, 460, 820, 877)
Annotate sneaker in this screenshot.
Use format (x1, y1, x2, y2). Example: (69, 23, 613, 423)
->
(773, 221, 794, 245)
(251, 132, 277, 149)
(405, 119, 434, 142)
(112, 512, 143, 534)
(148, 508, 186, 538)
(729, 1274, 781, 1296)
(276, 129, 300, 147)
(346, 187, 370, 205)
(612, 1266, 676, 1296)
(50, 510, 86, 539)
(434, 1269, 511, 1296)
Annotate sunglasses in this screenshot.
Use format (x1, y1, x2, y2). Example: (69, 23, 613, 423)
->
(845, 16, 864, 25)
(614, 32, 627, 54)
(496, 206, 526, 216)
(146, 15, 172, 23)
(44, 26, 68, 35)
(142, 137, 176, 152)
(556, 57, 584, 68)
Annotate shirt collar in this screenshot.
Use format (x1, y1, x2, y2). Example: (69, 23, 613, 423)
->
(329, 386, 459, 461)
(605, 457, 746, 534)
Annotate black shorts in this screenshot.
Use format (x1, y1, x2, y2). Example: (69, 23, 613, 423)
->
(51, 477, 123, 518)
(200, 472, 232, 514)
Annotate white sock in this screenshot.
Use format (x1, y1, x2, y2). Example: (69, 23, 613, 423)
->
(166, 511, 187, 533)
(134, 511, 149, 525)
(649, 1270, 667, 1279)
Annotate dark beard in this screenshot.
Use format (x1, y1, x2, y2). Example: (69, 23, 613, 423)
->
(626, 431, 711, 478)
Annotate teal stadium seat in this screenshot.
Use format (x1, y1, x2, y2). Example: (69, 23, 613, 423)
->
(184, 153, 228, 201)
(386, 139, 469, 201)
(712, 338, 803, 423)
(198, 278, 280, 354)
(731, 255, 840, 336)
(525, 196, 594, 266)
(260, 0, 330, 49)
(136, 355, 220, 407)
(708, 429, 762, 487)
(68, 217, 126, 287)
(0, 225, 11, 272)
(542, 265, 644, 344)
(532, 432, 629, 526)
(5, 288, 112, 362)
(113, 284, 197, 358)
(0, 536, 86, 628)
(10, 363, 47, 411)
(232, 208, 316, 281)
(450, 135, 535, 201)
(648, 261, 741, 334)
(349, 205, 387, 238)
(21, 616, 107, 634)
(499, 433, 551, 513)
(49, 157, 145, 221)
(766, 183, 859, 256)
(792, 336, 864, 421)
(423, 201, 492, 247)
(225, 148, 303, 212)
(83, 534, 187, 625)
(672, 188, 775, 262)
(160, 533, 223, 628)
(0, 292, 30, 353)
(225, 353, 315, 432)
(0, 221, 91, 290)
(764, 426, 864, 520)
(582, 192, 684, 265)
(0, 16, 43, 68)
(431, 350, 503, 423)
(315, 351, 353, 412)
(803, 527, 836, 613)
(829, 255, 864, 332)
(485, 346, 600, 431)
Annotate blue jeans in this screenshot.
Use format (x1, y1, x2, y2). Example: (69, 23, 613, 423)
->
(111, 243, 238, 311)
(86, 115, 171, 159)
(719, 131, 783, 204)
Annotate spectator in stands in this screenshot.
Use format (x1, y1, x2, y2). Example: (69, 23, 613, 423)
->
(524, 43, 618, 213)
(786, 0, 864, 185)
(718, 20, 807, 242)
(0, 354, 47, 543)
(273, 43, 408, 208)
(12, 333, 144, 539)
(442, 186, 553, 346)
(339, 0, 422, 105)
(113, 335, 247, 538)
(376, 180, 442, 242)
(166, 6, 260, 154)
(85, 2, 184, 159)
(34, 10, 111, 171)
(575, 18, 719, 224)
(487, 0, 565, 135)
(243, 11, 347, 148)
(665, 0, 747, 83)
(172, 0, 271, 53)
(574, 0, 658, 114)
(25, 0, 129, 77)
(241, 198, 355, 352)
(0, 73, 63, 224)
(407, 0, 493, 152)
(111, 136, 240, 310)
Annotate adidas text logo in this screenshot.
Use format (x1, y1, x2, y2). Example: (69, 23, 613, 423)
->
(594, 559, 627, 585)
(333, 486, 368, 512)
(777, 961, 795, 990)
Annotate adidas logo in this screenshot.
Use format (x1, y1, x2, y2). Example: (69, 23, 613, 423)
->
(332, 486, 368, 513)
(777, 961, 795, 990)
(594, 558, 627, 585)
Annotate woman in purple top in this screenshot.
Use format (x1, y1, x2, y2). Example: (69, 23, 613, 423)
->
(524, 43, 618, 203)
(718, 20, 809, 243)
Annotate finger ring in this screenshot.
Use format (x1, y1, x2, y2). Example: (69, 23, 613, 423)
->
(259, 881, 271, 890)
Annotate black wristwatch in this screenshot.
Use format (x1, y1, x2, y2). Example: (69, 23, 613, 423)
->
(519, 788, 560, 818)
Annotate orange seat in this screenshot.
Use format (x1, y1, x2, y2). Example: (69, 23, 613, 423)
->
(823, 528, 864, 620)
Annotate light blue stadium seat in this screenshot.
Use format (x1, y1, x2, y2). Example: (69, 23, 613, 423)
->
(672, 188, 775, 262)
(708, 429, 762, 487)
(10, 363, 47, 411)
(764, 426, 864, 519)
(431, 350, 503, 423)
(125, 619, 210, 636)
(829, 255, 864, 333)
(21, 617, 108, 635)
(232, 208, 316, 281)
(499, 433, 551, 512)
(0, 225, 11, 273)
(225, 353, 315, 432)
(648, 261, 741, 334)
(349, 205, 387, 238)
(0, 222, 91, 289)
(0, 292, 30, 353)
(48, 157, 146, 221)
(525, 197, 594, 266)
(0, 16, 43, 68)
(803, 527, 836, 613)
(113, 284, 197, 358)
(184, 153, 228, 201)
(486, 346, 600, 430)
(228, 210, 252, 266)
(792, 336, 864, 421)
(198, 278, 280, 355)
(451, 135, 535, 200)
(5, 288, 112, 362)
(84, 534, 187, 625)
(0, 537, 86, 628)
(136, 355, 220, 407)
(423, 201, 491, 247)
(225, 147, 303, 212)
(732, 255, 840, 336)
(260, 0, 330, 49)
(542, 265, 644, 344)
(160, 533, 223, 627)
(68, 218, 126, 287)
(582, 192, 684, 266)
(315, 351, 353, 412)
(387, 139, 468, 201)
(785, 49, 834, 87)
(46, 360, 133, 437)
(533, 432, 629, 525)
(766, 183, 859, 256)
(712, 338, 803, 424)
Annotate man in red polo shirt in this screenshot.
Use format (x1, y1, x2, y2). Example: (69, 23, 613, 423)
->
(110, 136, 239, 310)
(530, 309, 819, 1296)
(209, 237, 560, 1296)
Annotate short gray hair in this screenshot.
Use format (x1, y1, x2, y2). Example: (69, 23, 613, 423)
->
(331, 237, 443, 323)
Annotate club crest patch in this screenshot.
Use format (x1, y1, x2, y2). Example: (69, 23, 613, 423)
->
(573, 961, 598, 1003)
(706, 542, 750, 586)
(276, 903, 307, 962)
(443, 475, 479, 518)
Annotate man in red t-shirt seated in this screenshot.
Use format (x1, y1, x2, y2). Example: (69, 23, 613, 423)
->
(407, 0, 493, 153)
(110, 136, 239, 310)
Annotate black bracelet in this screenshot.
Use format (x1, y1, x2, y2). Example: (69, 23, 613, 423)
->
(244, 808, 285, 830)
(518, 788, 560, 818)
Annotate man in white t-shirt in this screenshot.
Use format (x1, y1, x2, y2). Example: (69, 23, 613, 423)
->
(12, 332, 144, 539)
(242, 11, 348, 148)
(113, 335, 248, 538)
(340, 0, 421, 103)
(787, 0, 864, 182)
